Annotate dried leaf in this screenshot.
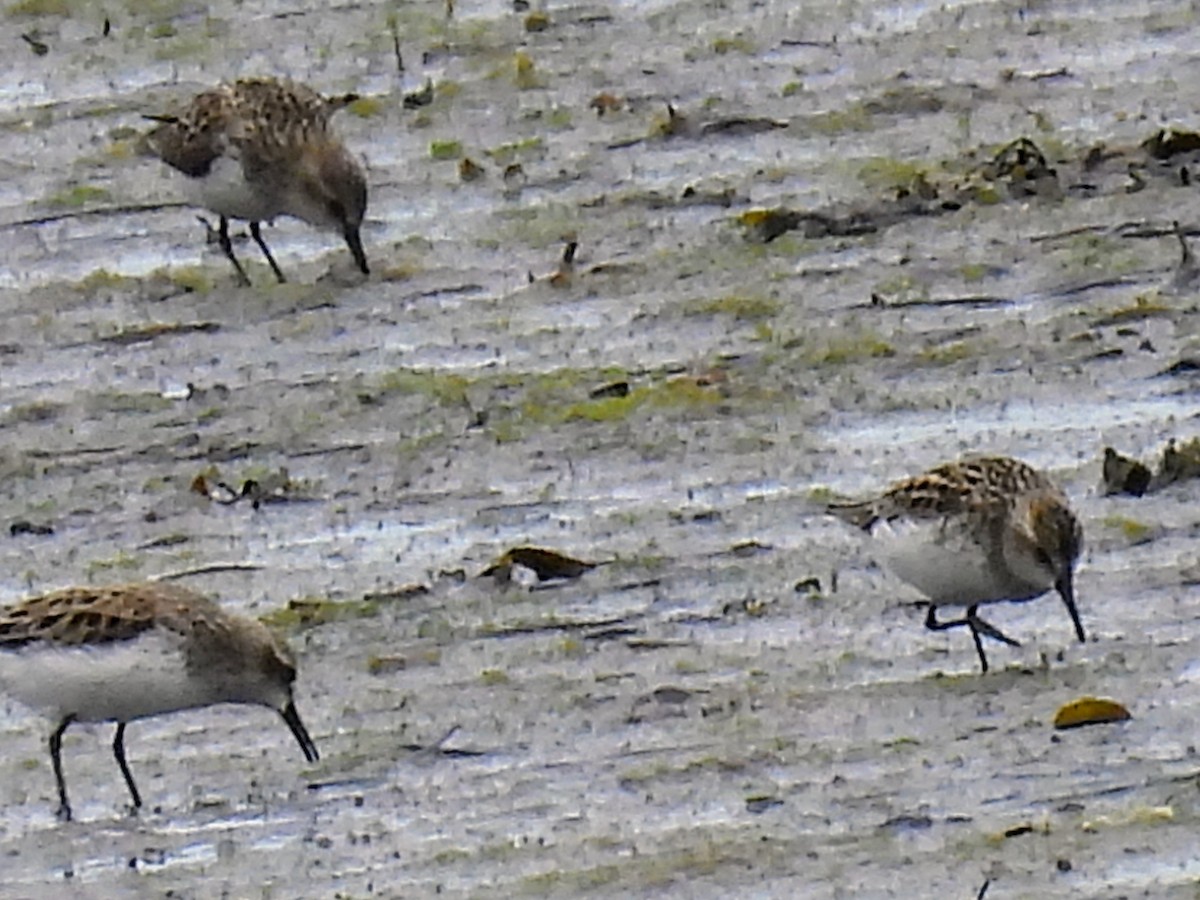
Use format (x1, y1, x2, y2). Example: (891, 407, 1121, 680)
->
(480, 546, 598, 581)
(1053, 696, 1131, 729)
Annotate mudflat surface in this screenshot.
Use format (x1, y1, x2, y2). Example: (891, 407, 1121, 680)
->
(0, 0, 1199, 897)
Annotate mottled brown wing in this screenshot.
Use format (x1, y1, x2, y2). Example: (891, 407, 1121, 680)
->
(955, 456, 1054, 497)
(0, 585, 155, 646)
(0, 582, 224, 647)
(886, 456, 1050, 520)
(229, 78, 337, 169)
(233, 78, 331, 124)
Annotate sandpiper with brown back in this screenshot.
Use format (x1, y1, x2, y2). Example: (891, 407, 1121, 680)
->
(0, 581, 318, 820)
(828, 455, 1085, 672)
(145, 76, 369, 285)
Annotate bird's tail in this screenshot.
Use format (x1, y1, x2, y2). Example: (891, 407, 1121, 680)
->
(324, 92, 360, 114)
(825, 499, 879, 531)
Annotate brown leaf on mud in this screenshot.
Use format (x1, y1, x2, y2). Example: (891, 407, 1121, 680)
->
(480, 546, 599, 582)
(190, 467, 311, 509)
(99, 321, 220, 346)
(458, 157, 485, 181)
(1155, 437, 1200, 487)
(1053, 697, 1132, 729)
(589, 92, 623, 116)
(1101, 447, 1152, 497)
(1141, 127, 1200, 160)
(589, 380, 630, 399)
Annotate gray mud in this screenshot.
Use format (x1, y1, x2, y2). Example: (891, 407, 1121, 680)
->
(0, 0, 1198, 897)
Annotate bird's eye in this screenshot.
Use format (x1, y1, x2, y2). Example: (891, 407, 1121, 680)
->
(1035, 548, 1053, 569)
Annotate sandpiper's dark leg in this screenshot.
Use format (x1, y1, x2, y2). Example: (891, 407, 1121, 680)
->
(50, 715, 77, 821)
(924, 604, 1021, 645)
(967, 610, 990, 674)
(218, 216, 252, 286)
(112, 722, 142, 811)
(249, 221, 287, 283)
(967, 607, 1021, 648)
(924, 603, 965, 632)
(924, 604, 1020, 673)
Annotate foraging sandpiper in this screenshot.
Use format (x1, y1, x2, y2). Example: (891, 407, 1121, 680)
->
(828, 455, 1085, 672)
(145, 76, 369, 285)
(0, 581, 318, 820)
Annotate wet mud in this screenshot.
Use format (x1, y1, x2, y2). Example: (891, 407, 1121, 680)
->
(0, 0, 1198, 897)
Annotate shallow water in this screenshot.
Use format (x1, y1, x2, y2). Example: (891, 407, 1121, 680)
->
(0, 0, 1198, 897)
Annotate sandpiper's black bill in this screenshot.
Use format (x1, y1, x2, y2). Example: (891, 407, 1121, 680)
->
(344, 224, 370, 275)
(1056, 570, 1086, 643)
(281, 701, 319, 763)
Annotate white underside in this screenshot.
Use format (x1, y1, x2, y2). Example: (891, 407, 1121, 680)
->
(183, 154, 335, 230)
(186, 154, 283, 223)
(869, 518, 1047, 607)
(0, 631, 220, 723)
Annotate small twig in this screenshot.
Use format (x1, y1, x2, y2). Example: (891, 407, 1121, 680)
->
(287, 442, 368, 459)
(1028, 66, 1070, 81)
(1028, 224, 1106, 243)
(152, 563, 265, 582)
(21, 33, 49, 56)
(0, 201, 190, 232)
(391, 20, 404, 73)
(419, 724, 461, 757)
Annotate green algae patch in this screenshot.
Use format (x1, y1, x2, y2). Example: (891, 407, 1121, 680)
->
(550, 378, 721, 424)
(47, 185, 111, 208)
(558, 391, 640, 423)
(150, 32, 211, 62)
(857, 157, 932, 194)
(164, 266, 214, 294)
(805, 485, 838, 504)
(872, 273, 929, 304)
(4, 400, 63, 425)
(806, 334, 895, 365)
(430, 139, 463, 160)
(805, 102, 875, 136)
(543, 105, 573, 130)
(686, 293, 780, 322)
(84, 550, 142, 578)
(485, 136, 545, 166)
(86, 390, 173, 415)
(348, 96, 385, 118)
(260, 595, 381, 632)
(371, 368, 471, 407)
(76, 269, 132, 292)
(6, 0, 70, 15)
(480, 668, 510, 686)
(917, 341, 973, 366)
(959, 262, 991, 282)
(709, 34, 756, 55)
(513, 51, 543, 90)
(1091, 295, 1175, 327)
(1059, 232, 1142, 278)
(1101, 515, 1154, 544)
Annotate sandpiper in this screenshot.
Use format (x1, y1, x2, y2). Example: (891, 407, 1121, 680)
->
(828, 455, 1085, 673)
(145, 76, 369, 285)
(0, 581, 318, 820)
